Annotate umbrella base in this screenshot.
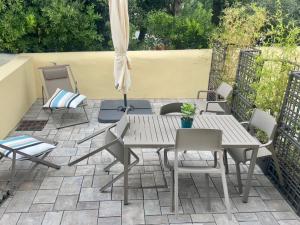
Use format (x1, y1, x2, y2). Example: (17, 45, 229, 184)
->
(98, 100, 152, 123)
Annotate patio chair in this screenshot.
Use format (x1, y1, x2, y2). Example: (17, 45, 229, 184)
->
(39, 64, 89, 129)
(159, 102, 183, 115)
(0, 135, 60, 192)
(68, 114, 139, 192)
(198, 82, 233, 115)
(225, 108, 283, 193)
(163, 129, 231, 219)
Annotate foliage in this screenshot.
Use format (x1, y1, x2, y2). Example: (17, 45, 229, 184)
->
(0, 0, 103, 53)
(181, 103, 196, 118)
(211, 3, 267, 84)
(0, 0, 33, 53)
(253, 0, 300, 118)
(146, 2, 213, 49)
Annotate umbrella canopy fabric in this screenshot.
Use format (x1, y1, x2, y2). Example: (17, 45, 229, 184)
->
(109, 0, 131, 94)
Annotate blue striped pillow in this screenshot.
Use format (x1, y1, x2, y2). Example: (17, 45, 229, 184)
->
(44, 88, 86, 109)
(0, 135, 56, 160)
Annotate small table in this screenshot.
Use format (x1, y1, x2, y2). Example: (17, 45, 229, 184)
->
(122, 115, 260, 205)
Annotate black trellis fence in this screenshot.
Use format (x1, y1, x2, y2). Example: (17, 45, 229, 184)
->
(267, 71, 300, 215)
(231, 48, 261, 122)
(207, 42, 229, 100)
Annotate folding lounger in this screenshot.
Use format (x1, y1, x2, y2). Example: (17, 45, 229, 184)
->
(0, 135, 60, 192)
(39, 64, 89, 129)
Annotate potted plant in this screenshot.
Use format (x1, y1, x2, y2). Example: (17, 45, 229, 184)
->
(180, 103, 196, 128)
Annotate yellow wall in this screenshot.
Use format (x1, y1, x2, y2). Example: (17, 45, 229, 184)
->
(0, 50, 211, 138)
(0, 56, 37, 138)
(26, 50, 211, 99)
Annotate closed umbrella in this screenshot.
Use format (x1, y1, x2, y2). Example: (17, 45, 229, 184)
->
(109, 0, 131, 108)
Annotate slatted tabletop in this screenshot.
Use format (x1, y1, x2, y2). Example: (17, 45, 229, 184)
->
(124, 115, 260, 148)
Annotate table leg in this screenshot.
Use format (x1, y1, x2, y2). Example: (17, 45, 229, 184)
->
(123, 146, 129, 205)
(242, 148, 258, 203)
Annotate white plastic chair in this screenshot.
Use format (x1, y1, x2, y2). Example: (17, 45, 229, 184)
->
(164, 129, 231, 219)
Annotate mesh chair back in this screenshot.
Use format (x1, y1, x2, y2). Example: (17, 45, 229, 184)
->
(250, 109, 277, 140)
(115, 114, 129, 138)
(160, 103, 183, 115)
(175, 129, 222, 152)
(216, 82, 233, 100)
(39, 65, 74, 98)
(104, 130, 128, 164)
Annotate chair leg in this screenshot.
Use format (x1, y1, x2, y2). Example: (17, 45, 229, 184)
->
(174, 169, 179, 216)
(9, 152, 17, 193)
(171, 170, 175, 211)
(219, 151, 231, 220)
(223, 150, 229, 174)
(236, 162, 243, 194)
(205, 173, 211, 210)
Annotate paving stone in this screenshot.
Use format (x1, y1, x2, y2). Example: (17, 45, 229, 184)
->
(122, 200, 144, 225)
(77, 201, 99, 210)
(6, 191, 37, 213)
(192, 198, 226, 213)
(278, 220, 300, 225)
(213, 213, 239, 225)
(235, 212, 258, 222)
(61, 210, 98, 225)
(97, 217, 121, 225)
(143, 189, 158, 200)
(17, 212, 44, 225)
(54, 195, 78, 210)
(264, 200, 292, 212)
(145, 215, 169, 224)
(232, 197, 267, 212)
(256, 212, 279, 225)
(0, 213, 21, 225)
(47, 166, 75, 177)
(99, 201, 121, 217)
(158, 191, 172, 207)
(168, 214, 192, 223)
(191, 213, 214, 223)
(256, 187, 283, 200)
(33, 190, 58, 204)
(75, 165, 95, 176)
(82, 176, 93, 188)
(42, 211, 63, 225)
(144, 199, 161, 216)
(79, 188, 110, 201)
(272, 212, 298, 220)
(59, 176, 83, 195)
(40, 177, 63, 190)
(29, 204, 53, 212)
(181, 198, 195, 214)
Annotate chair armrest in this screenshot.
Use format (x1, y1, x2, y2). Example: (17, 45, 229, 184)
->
(259, 140, 273, 148)
(205, 100, 227, 111)
(197, 90, 216, 99)
(240, 121, 250, 129)
(163, 147, 174, 170)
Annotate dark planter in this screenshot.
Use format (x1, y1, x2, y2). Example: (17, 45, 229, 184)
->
(181, 117, 193, 128)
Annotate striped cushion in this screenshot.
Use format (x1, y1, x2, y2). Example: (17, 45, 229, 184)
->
(0, 135, 56, 160)
(44, 88, 86, 109)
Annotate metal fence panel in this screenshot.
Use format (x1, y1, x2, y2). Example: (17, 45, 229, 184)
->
(231, 49, 261, 121)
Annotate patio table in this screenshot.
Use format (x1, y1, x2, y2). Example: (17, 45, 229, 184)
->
(122, 114, 260, 205)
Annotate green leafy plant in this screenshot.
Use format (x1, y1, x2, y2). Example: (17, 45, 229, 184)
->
(181, 103, 196, 119)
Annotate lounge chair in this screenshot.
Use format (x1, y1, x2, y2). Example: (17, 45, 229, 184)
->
(68, 114, 139, 192)
(39, 64, 89, 129)
(198, 82, 233, 114)
(0, 135, 60, 192)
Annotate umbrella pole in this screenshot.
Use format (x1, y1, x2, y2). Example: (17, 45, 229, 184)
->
(124, 94, 128, 108)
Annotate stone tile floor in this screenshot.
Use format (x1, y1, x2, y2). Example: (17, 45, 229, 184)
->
(0, 99, 299, 225)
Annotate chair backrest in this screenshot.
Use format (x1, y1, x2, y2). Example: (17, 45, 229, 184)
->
(104, 129, 128, 164)
(160, 103, 183, 115)
(115, 114, 130, 138)
(216, 82, 233, 100)
(39, 65, 75, 98)
(175, 129, 222, 152)
(249, 108, 277, 140)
